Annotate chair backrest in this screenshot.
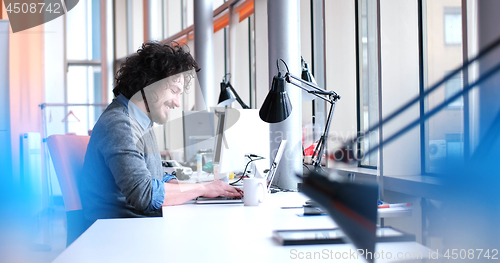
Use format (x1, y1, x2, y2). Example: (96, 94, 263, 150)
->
(47, 135, 90, 212)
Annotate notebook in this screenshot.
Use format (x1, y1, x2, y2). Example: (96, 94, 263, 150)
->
(195, 140, 287, 204)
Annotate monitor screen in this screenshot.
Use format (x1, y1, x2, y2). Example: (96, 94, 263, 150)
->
(182, 111, 215, 162)
(214, 109, 269, 174)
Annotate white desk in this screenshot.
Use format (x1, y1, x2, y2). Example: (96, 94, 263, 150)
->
(52, 193, 428, 263)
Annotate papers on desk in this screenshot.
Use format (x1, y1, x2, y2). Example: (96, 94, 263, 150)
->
(377, 202, 413, 218)
(186, 173, 246, 185)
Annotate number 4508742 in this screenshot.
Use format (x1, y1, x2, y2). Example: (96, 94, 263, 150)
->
(444, 249, 498, 260)
(5, 3, 62, 14)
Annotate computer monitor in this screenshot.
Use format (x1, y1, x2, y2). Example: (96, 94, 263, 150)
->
(212, 108, 227, 166)
(182, 110, 216, 163)
(212, 108, 269, 174)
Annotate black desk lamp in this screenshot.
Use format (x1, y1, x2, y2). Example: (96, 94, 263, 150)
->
(259, 59, 340, 172)
(301, 57, 314, 82)
(217, 74, 250, 109)
(260, 59, 379, 262)
(300, 57, 317, 101)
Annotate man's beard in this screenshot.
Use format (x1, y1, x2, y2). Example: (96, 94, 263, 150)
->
(149, 104, 168, 125)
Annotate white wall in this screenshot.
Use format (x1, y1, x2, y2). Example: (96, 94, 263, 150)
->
(254, 0, 269, 108)
(44, 15, 66, 135)
(231, 17, 250, 109)
(44, 15, 66, 196)
(0, 20, 12, 181)
(380, 0, 421, 176)
(300, 0, 314, 142)
(213, 27, 226, 101)
(115, 0, 128, 58)
(324, 0, 357, 169)
(166, 0, 182, 38)
(131, 0, 144, 51)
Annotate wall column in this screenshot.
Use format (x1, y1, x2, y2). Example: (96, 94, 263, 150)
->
(102, 0, 114, 103)
(194, 0, 214, 110)
(144, 0, 161, 41)
(267, 0, 302, 190)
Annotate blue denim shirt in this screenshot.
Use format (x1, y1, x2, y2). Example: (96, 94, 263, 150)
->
(115, 95, 177, 212)
(81, 94, 177, 221)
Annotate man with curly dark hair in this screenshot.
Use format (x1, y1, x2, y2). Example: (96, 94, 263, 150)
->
(81, 42, 242, 223)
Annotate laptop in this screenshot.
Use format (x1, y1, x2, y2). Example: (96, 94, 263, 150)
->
(195, 140, 287, 204)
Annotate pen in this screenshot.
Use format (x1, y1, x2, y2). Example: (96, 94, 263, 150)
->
(378, 203, 412, 208)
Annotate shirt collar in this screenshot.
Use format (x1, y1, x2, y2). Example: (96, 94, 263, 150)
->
(115, 94, 153, 130)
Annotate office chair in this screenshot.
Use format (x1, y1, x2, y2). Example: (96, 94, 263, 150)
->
(47, 134, 92, 246)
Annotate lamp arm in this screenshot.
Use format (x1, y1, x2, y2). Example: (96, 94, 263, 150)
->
(286, 73, 340, 100)
(227, 82, 250, 109)
(279, 70, 340, 171)
(311, 100, 336, 171)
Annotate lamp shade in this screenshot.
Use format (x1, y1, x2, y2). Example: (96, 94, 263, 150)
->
(302, 68, 313, 82)
(259, 74, 292, 123)
(217, 82, 236, 107)
(301, 59, 317, 101)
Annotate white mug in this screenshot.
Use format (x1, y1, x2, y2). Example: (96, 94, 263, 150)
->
(243, 177, 266, 206)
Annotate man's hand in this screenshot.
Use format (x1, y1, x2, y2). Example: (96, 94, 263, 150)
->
(162, 180, 243, 206)
(201, 180, 243, 198)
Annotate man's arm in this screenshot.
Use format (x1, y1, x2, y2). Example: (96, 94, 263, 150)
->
(100, 118, 159, 212)
(162, 180, 243, 206)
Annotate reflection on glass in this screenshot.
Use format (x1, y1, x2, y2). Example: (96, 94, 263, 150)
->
(67, 65, 102, 135)
(358, 0, 379, 167)
(66, 0, 101, 60)
(424, 0, 464, 173)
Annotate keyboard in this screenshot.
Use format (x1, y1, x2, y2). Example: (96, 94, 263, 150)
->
(195, 196, 243, 204)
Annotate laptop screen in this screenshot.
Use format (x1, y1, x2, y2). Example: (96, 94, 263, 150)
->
(266, 140, 287, 191)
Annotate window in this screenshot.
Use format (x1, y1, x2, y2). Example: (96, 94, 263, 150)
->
(324, 0, 357, 168)
(444, 7, 462, 45)
(65, 0, 102, 135)
(324, 0, 479, 177)
(357, 0, 379, 168)
(424, 0, 465, 174)
(66, 65, 102, 133)
(444, 72, 463, 107)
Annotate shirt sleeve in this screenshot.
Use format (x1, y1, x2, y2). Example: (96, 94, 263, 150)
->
(163, 173, 178, 183)
(145, 174, 178, 212)
(145, 179, 165, 212)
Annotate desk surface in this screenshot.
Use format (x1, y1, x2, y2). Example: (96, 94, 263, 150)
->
(53, 193, 427, 263)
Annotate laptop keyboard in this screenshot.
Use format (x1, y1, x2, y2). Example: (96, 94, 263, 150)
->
(195, 196, 244, 204)
(210, 196, 242, 200)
